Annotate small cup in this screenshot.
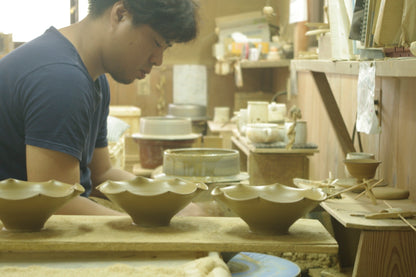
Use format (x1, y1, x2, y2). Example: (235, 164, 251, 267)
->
(247, 101, 269, 124)
(213, 107, 230, 123)
(268, 103, 287, 122)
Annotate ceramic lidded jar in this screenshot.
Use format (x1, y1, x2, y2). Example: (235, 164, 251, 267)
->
(0, 179, 84, 232)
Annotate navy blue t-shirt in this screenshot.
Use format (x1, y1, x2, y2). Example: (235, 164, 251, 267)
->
(0, 27, 109, 196)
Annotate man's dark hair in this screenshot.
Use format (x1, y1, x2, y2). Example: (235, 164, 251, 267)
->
(88, 0, 199, 43)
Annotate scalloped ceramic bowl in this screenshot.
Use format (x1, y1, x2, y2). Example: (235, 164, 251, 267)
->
(344, 159, 381, 180)
(97, 176, 208, 227)
(0, 178, 85, 232)
(211, 183, 326, 235)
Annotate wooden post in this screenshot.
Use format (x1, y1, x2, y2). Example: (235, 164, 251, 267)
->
(70, 0, 79, 24)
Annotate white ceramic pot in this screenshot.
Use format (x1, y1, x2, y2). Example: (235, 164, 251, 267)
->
(213, 107, 230, 123)
(247, 101, 269, 123)
(268, 103, 287, 122)
(246, 123, 281, 143)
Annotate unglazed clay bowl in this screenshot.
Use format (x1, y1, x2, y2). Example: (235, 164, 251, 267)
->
(97, 176, 208, 227)
(211, 183, 326, 235)
(344, 159, 381, 181)
(0, 179, 84, 232)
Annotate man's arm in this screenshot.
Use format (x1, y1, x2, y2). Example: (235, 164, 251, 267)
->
(26, 145, 122, 215)
(89, 146, 136, 187)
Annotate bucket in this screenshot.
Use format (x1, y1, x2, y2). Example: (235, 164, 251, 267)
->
(135, 138, 196, 169)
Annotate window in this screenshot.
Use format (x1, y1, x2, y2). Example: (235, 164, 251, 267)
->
(0, 0, 88, 42)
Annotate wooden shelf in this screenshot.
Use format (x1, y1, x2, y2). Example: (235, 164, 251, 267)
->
(292, 58, 416, 77)
(232, 130, 318, 155)
(321, 193, 416, 231)
(240, 59, 290, 68)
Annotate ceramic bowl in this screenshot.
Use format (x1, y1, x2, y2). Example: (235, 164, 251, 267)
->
(0, 178, 84, 232)
(163, 148, 241, 178)
(97, 176, 208, 227)
(133, 116, 200, 140)
(246, 123, 282, 143)
(211, 183, 326, 235)
(344, 159, 381, 180)
(168, 103, 208, 121)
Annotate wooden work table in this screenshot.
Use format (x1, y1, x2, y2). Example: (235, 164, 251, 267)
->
(0, 215, 337, 254)
(231, 130, 318, 186)
(0, 215, 337, 273)
(321, 193, 416, 277)
(0, 215, 338, 275)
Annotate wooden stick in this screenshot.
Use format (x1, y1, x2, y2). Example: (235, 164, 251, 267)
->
(354, 179, 383, 199)
(354, 179, 384, 205)
(326, 181, 366, 199)
(383, 201, 416, 232)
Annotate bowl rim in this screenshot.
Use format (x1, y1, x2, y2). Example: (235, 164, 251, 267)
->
(97, 176, 208, 196)
(344, 159, 381, 164)
(0, 179, 84, 201)
(163, 147, 239, 157)
(212, 183, 326, 203)
(132, 132, 201, 140)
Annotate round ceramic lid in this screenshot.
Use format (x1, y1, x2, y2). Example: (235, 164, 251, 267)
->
(132, 133, 201, 140)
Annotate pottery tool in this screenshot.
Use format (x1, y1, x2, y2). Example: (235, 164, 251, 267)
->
(285, 105, 302, 150)
(383, 201, 416, 232)
(326, 181, 366, 199)
(353, 179, 384, 204)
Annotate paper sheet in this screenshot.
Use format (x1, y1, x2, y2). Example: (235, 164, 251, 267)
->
(289, 0, 308, 24)
(173, 65, 207, 105)
(356, 62, 381, 134)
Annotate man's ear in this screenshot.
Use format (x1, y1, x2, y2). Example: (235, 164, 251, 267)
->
(110, 1, 130, 25)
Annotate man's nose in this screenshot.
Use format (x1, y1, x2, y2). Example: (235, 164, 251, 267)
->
(150, 49, 164, 67)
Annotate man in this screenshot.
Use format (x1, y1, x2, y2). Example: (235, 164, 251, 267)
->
(0, 0, 202, 215)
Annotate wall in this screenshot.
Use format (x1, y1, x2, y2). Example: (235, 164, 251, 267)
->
(108, 0, 291, 118)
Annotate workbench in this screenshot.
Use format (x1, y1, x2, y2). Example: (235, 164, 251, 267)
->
(231, 130, 318, 186)
(0, 215, 337, 274)
(321, 194, 416, 277)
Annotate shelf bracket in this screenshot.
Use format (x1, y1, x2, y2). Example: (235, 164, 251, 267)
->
(310, 71, 356, 156)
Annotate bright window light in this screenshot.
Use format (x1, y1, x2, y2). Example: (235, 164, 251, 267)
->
(0, 0, 89, 42)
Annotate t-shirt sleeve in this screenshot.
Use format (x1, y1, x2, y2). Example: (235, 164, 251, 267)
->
(19, 64, 97, 161)
(95, 75, 110, 148)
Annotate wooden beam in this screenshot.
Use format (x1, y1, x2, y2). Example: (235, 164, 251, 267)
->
(310, 71, 356, 156)
(70, 0, 79, 24)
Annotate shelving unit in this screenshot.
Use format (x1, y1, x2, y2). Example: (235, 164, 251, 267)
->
(231, 130, 318, 186)
(292, 58, 416, 77)
(293, 58, 416, 277)
(240, 59, 290, 69)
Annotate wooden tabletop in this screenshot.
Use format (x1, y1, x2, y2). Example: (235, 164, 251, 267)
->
(321, 193, 416, 231)
(231, 131, 319, 155)
(0, 216, 337, 254)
